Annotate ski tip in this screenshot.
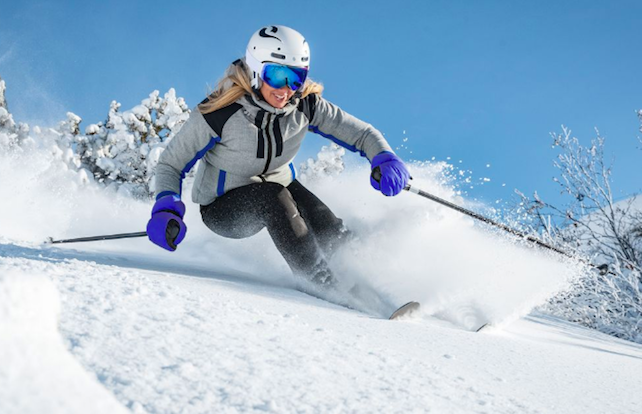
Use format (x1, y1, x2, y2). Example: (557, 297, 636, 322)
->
(389, 301, 421, 320)
(475, 323, 492, 332)
(44, 237, 54, 245)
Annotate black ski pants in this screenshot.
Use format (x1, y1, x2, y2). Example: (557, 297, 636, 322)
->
(200, 180, 348, 279)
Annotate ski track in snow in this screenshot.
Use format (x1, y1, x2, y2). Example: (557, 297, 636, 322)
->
(2, 241, 642, 414)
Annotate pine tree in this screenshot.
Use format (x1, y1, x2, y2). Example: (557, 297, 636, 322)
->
(0, 75, 16, 131)
(0, 74, 7, 110)
(0, 75, 18, 145)
(57, 89, 190, 198)
(0, 76, 190, 198)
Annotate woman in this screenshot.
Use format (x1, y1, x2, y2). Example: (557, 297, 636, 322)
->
(147, 25, 410, 285)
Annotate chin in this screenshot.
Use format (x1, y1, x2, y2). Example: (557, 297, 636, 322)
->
(270, 100, 287, 109)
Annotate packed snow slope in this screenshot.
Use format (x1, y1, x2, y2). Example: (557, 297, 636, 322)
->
(1, 146, 642, 413)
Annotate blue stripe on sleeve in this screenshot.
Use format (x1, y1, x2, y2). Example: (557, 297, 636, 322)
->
(289, 162, 296, 181)
(308, 125, 367, 158)
(175, 136, 220, 196)
(156, 191, 179, 201)
(217, 170, 227, 197)
(181, 136, 221, 179)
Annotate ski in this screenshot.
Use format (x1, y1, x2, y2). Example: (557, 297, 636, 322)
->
(389, 301, 421, 320)
(389, 301, 494, 332)
(475, 323, 493, 332)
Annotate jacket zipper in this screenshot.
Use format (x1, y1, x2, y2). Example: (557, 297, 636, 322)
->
(261, 113, 273, 175)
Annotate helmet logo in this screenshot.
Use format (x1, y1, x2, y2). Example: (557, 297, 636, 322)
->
(259, 26, 281, 41)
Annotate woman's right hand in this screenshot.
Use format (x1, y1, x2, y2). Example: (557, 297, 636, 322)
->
(147, 194, 187, 251)
(370, 152, 411, 196)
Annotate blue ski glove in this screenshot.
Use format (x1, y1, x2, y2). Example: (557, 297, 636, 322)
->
(370, 152, 411, 196)
(147, 194, 187, 251)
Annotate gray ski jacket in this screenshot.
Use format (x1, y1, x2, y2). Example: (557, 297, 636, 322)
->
(154, 91, 393, 205)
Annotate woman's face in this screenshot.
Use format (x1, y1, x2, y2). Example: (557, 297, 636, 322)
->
(260, 81, 295, 109)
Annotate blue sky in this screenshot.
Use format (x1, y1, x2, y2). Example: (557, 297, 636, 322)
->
(1, 0, 640, 208)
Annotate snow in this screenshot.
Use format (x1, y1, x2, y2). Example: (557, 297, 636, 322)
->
(0, 265, 129, 414)
(2, 244, 641, 413)
(1, 128, 642, 413)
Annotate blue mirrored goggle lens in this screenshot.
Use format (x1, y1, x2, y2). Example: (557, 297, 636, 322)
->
(261, 64, 308, 91)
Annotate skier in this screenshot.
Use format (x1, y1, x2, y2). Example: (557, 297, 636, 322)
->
(146, 25, 410, 285)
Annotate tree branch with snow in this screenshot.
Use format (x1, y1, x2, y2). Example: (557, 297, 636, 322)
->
(514, 120, 642, 344)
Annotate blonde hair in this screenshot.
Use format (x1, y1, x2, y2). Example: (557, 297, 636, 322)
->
(198, 60, 323, 114)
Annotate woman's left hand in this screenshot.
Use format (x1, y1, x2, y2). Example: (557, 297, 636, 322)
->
(370, 152, 411, 196)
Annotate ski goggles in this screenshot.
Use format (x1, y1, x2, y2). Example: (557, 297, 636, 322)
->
(261, 63, 308, 91)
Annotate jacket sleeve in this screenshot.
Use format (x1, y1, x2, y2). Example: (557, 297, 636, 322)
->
(306, 94, 393, 162)
(153, 109, 219, 200)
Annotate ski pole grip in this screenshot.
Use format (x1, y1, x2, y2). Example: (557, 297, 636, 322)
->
(371, 166, 382, 183)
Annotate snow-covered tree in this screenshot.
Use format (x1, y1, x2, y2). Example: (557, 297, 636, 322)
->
(0, 75, 21, 146)
(515, 122, 642, 343)
(298, 143, 346, 182)
(517, 126, 641, 270)
(0, 75, 15, 132)
(0, 77, 190, 198)
(0, 75, 7, 110)
(58, 89, 190, 198)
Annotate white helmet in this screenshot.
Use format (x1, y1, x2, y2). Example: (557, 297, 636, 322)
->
(245, 25, 310, 89)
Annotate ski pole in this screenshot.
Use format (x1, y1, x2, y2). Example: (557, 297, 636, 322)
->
(46, 231, 148, 245)
(372, 168, 610, 275)
(403, 184, 573, 256)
